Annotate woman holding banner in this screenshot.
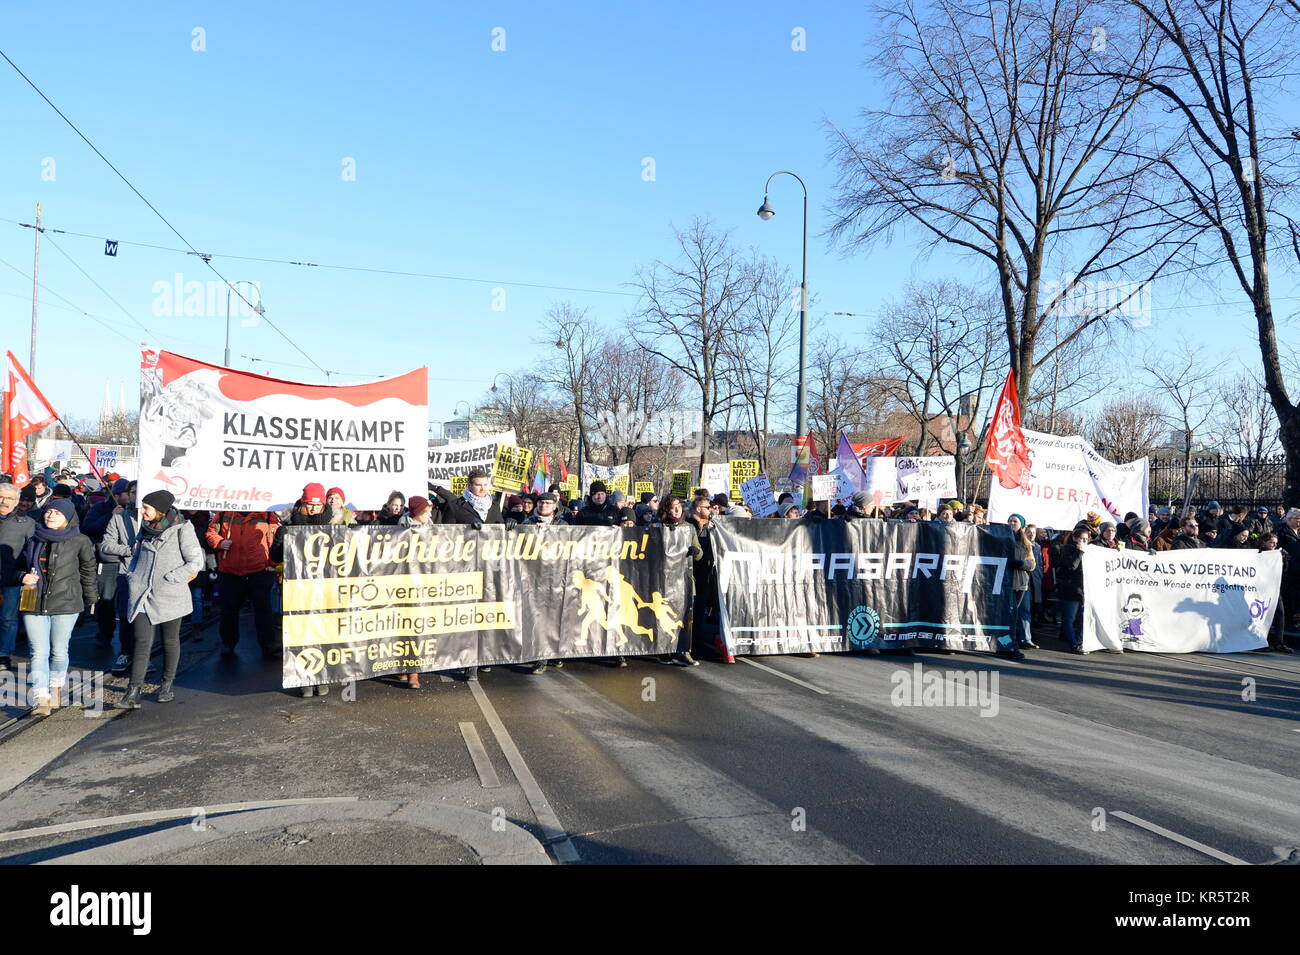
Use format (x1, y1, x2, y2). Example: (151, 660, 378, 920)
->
(658, 496, 702, 666)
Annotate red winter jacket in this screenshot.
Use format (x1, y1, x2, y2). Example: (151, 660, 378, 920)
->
(205, 511, 279, 576)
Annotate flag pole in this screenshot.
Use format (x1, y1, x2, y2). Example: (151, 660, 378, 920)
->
(53, 416, 106, 487)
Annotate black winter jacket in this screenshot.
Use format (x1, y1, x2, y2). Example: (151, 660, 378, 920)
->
(0, 511, 36, 587)
(1055, 542, 1087, 602)
(20, 531, 97, 615)
(432, 486, 503, 526)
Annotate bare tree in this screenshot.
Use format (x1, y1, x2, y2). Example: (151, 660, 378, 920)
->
(585, 338, 685, 466)
(631, 219, 758, 471)
(1146, 343, 1221, 494)
(807, 337, 899, 461)
(874, 280, 1003, 455)
(1119, 0, 1300, 502)
(826, 0, 1192, 403)
(732, 257, 799, 472)
(536, 302, 602, 477)
(1087, 396, 1167, 461)
(1215, 371, 1284, 497)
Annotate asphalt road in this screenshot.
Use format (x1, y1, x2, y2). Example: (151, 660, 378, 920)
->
(0, 616, 1297, 865)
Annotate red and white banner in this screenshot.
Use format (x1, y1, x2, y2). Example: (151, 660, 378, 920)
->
(985, 369, 1032, 489)
(987, 428, 1148, 528)
(138, 350, 427, 512)
(853, 437, 904, 462)
(3, 351, 59, 487)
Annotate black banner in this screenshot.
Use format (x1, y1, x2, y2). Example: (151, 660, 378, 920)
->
(280, 524, 692, 686)
(710, 518, 1018, 655)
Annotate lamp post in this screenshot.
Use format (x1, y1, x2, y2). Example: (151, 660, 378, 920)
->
(224, 281, 264, 368)
(757, 170, 809, 447)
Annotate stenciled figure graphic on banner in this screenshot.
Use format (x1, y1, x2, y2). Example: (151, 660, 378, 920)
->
(1119, 593, 1157, 649)
(140, 354, 214, 467)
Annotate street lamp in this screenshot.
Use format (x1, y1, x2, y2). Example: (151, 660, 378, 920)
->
(757, 170, 809, 449)
(224, 281, 264, 368)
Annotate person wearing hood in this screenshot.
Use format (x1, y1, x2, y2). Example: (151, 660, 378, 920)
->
(0, 482, 36, 672)
(19, 498, 98, 716)
(778, 502, 802, 519)
(1126, 520, 1154, 553)
(633, 492, 659, 527)
(325, 488, 356, 525)
(843, 492, 876, 521)
(503, 494, 528, 526)
(575, 482, 620, 527)
(431, 469, 502, 680)
(115, 491, 204, 708)
(375, 490, 407, 526)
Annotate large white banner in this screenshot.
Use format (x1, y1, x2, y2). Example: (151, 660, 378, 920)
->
(988, 429, 1148, 529)
(1082, 548, 1278, 653)
(427, 430, 516, 487)
(139, 350, 427, 512)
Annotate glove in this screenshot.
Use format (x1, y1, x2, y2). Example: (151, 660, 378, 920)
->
(471, 521, 483, 530)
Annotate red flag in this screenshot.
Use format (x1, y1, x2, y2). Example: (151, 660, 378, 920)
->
(4, 352, 59, 487)
(559, 455, 569, 483)
(986, 369, 1033, 489)
(852, 437, 905, 463)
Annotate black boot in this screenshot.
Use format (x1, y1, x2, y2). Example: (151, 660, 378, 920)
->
(117, 685, 143, 709)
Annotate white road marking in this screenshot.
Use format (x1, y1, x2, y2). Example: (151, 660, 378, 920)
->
(739, 657, 830, 694)
(458, 721, 501, 789)
(1111, 810, 1251, 865)
(468, 680, 579, 862)
(0, 797, 361, 843)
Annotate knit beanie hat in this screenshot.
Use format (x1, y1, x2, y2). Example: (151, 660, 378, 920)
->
(142, 489, 175, 513)
(301, 483, 326, 505)
(590, 481, 608, 495)
(407, 496, 431, 519)
(46, 497, 78, 524)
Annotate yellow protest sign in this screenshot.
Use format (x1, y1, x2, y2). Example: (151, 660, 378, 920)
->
(492, 445, 533, 493)
(634, 481, 654, 496)
(671, 470, 691, 498)
(610, 473, 630, 494)
(729, 459, 760, 501)
(450, 475, 468, 494)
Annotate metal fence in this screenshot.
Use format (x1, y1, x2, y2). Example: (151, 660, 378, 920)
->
(1147, 454, 1288, 507)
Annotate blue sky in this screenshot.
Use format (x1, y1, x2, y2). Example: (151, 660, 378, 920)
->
(1, 1, 1295, 429)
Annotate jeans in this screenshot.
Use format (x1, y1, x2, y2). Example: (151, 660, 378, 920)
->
(0, 585, 20, 657)
(219, 570, 277, 650)
(1059, 600, 1083, 648)
(1014, 589, 1033, 645)
(24, 612, 77, 702)
(131, 614, 182, 686)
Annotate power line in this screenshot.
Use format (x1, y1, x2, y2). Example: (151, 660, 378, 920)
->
(0, 253, 139, 346)
(0, 217, 638, 298)
(0, 47, 331, 377)
(240, 354, 498, 385)
(41, 232, 173, 344)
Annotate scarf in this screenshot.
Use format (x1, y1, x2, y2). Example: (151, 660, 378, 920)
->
(33, 521, 81, 544)
(139, 507, 184, 539)
(463, 489, 493, 522)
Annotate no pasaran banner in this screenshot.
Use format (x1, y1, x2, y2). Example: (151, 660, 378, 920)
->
(138, 349, 427, 512)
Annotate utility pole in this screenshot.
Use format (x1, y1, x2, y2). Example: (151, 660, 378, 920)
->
(30, 203, 42, 377)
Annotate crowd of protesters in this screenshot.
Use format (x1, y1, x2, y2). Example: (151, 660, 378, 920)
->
(1, 464, 1297, 718)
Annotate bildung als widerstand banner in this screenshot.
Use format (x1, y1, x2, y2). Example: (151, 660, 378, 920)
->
(710, 518, 1018, 655)
(1081, 549, 1280, 653)
(280, 525, 692, 686)
(138, 349, 428, 512)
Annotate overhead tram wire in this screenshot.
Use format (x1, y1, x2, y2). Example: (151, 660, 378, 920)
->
(0, 217, 638, 299)
(240, 354, 503, 384)
(0, 47, 330, 378)
(40, 232, 175, 345)
(0, 253, 140, 347)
